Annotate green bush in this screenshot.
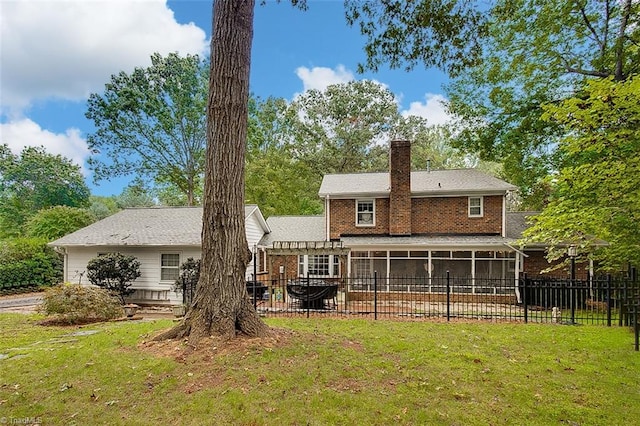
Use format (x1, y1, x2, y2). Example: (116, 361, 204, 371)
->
(38, 283, 123, 324)
(86, 253, 141, 303)
(26, 206, 96, 240)
(0, 238, 62, 290)
(173, 257, 201, 293)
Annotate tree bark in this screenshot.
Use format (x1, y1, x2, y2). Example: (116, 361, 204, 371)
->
(155, 0, 268, 345)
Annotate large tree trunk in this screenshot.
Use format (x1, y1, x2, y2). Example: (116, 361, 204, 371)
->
(155, 0, 268, 345)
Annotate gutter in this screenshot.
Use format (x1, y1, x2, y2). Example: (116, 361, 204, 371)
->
(503, 242, 529, 257)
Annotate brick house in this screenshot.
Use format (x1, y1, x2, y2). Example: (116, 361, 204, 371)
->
(259, 140, 581, 291)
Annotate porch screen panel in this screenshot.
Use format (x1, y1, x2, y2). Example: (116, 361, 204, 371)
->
(431, 259, 472, 292)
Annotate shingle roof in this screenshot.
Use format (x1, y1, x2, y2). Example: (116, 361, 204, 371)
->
(505, 211, 537, 240)
(319, 169, 517, 198)
(50, 205, 264, 247)
(259, 216, 326, 246)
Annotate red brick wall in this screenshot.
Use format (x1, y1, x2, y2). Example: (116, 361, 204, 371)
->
(523, 250, 589, 279)
(411, 195, 504, 235)
(329, 195, 504, 238)
(389, 140, 411, 235)
(330, 198, 390, 239)
(264, 255, 298, 284)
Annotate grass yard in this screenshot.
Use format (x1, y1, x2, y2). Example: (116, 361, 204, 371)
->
(0, 314, 638, 425)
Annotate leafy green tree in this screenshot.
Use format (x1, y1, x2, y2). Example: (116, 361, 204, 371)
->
(344, 0, 487, 77)
(522, 76, 640, 269)
(245, 95, 323, 216)
(0, 144, 90, 237)
(346, 0, 639, 209)
(287, 80, 400, 175)
(86, 253, 141, 304)
(115, 178, 156, 208)
(445, 0, 639, 208)
(26, 206, 96, 241)
(88, 195, 120, 220)
(244, 83, 489, 217)
(86, 52, 208, 206)
(368, 118, 490, 172)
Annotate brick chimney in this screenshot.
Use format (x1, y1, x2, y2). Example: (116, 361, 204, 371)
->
(389, 140, 411, 236)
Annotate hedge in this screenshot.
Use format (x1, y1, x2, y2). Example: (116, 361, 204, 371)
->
(0, 238, 63, 290)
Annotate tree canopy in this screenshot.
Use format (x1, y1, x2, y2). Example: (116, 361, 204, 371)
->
(344, 0, 487, 76)
(522, 76, 640, 269)
(446, 0, 640, 208)
(245, 96, 323, 216)
(26, 206, 96, 241)
(86, 52, 208, 206)
(345, 0, 639, 209)
(0, 144, 90, 237)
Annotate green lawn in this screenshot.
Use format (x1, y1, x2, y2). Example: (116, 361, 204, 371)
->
(0, 314, 638, 425)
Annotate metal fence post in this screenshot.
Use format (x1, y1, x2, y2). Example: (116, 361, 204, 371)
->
(446, 270, 450, 322)
(523, 273, 528, 324)
(306, 272, 310, 319)
(606, 274, 612, 327)
(374, 271, 378, 321)
(570, 277, 576, 325)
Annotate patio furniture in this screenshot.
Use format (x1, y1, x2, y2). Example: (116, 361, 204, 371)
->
(287, 279, 338, 310)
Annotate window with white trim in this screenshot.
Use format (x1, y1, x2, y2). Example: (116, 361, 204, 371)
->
(468, 196, 483, 217)
(356, 199, 375, 226)
(298, 254, 341, 277)
(160, 253, 180, 281)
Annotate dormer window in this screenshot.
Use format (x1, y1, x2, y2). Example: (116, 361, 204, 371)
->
(468, 196, 483, 217)
(356, 199, 375, 226)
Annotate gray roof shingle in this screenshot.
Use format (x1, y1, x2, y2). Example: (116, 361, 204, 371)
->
(51, 205, 263, 247)
(319, 169, 517, 198)
(259, 216, 326, 246)
(505, 211, 537, 240)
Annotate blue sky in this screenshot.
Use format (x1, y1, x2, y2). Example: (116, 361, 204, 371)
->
(1, 0, 450, 197)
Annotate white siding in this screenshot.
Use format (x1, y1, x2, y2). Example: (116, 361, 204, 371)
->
(60, 207, 268, 304)
(245, 211, 267, 279)
(64, 246, 201, 305)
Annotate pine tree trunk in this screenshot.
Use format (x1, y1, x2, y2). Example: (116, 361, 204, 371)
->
(155, 0, 268, 345)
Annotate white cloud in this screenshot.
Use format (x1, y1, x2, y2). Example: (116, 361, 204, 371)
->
(1, 119, 90, 175)
(295, 65, 354, 92)
(402, 93, 452, 126)
(0, 0, 208, 116)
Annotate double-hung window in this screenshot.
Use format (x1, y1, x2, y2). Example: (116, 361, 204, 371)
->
(356, 199, 375, 226)
(468, 196, 483, 217)
(161, 253, 180, 281)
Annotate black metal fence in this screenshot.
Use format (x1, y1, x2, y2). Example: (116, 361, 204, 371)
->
(246, 271, 640, 349)
(178, 270, 640, 350)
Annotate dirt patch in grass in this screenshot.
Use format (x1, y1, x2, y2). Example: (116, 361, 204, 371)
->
(139, 327, 303, 395)
(139, 327, 299, 361)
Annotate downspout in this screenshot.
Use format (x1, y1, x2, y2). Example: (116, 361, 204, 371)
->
(325, 195, 330, 241)
(502, 194, 507, 237)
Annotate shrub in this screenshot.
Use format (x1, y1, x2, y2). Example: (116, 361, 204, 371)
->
(173, 257, 201, 293)
(173, 258, 200, 306)
(86, 253, 141, 304)
(38, 283, 123, 324)
(0, 238, 62, 290)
